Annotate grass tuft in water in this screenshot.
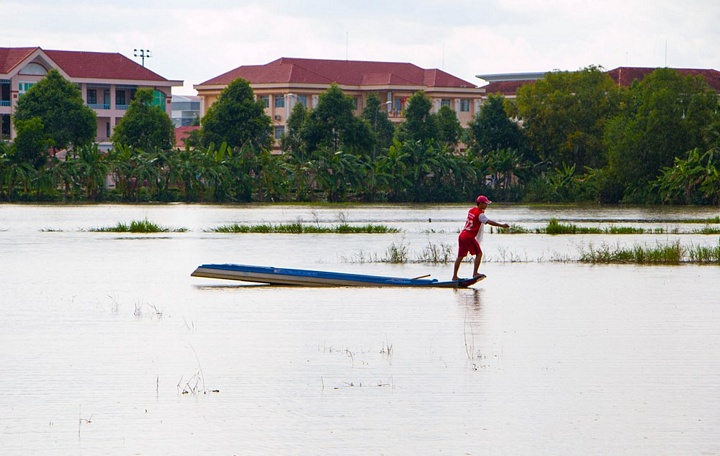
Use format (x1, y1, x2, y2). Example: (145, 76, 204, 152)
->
(385, 240, 409, 263)
(686, 240, 720, 263)
(90, 219, 186, 233)
(210, 222, 399, 234)
(544, 218, 603, 234)
(580, 240, 684, 264)
(417, 242, 454, 264)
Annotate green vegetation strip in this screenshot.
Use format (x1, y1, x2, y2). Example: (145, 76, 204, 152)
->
(579, 240, 720, 264)
(346, 239, 720, 265)
(210, 223, 399, 234)
(90, 219, 187, 233)
(500, 218, 720, 235)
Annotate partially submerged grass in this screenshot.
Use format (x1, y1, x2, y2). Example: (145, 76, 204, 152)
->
(544, 218, 604, 234)
(675, 216, 720, 224)
(210, 222, 399, 234)
(90, 219, 187, 233)
(417, 242, 454, 264)
(343, 237, 720, 266)
(579, 239, 720, 264)
(534, 218, 672, 235)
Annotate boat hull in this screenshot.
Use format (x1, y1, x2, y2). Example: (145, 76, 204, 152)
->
(191, 264, 484, 288)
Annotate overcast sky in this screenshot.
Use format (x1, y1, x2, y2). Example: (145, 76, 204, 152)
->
(3, 0, 719, 94)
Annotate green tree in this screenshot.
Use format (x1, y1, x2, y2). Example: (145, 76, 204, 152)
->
(603, 68, 719, 202)
(394, 91, 438, 143)
(281, 102, 308, 160)
(361, 94, 395, 153)
(67, 144, 109, 201)
(435, 105, 462, 148)
(201, 78, 272, 149)
(467, 95, 523, 154)
(301, 83, 373, 156)
(13, 69, 96, 159)
(654, 147, 719, 205)
(111, 88, 175, 151)
(516, 66, 621, 169)
(11, 118, 48, 169)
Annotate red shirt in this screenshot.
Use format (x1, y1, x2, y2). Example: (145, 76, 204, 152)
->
(459, 207, 489, 239)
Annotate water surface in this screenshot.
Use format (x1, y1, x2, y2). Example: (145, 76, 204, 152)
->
(1, 204, 718, 455)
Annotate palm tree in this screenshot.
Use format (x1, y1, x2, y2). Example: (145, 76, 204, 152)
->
(70, 144, 109, 201)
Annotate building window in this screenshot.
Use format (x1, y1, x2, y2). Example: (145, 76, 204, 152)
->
(460, 99, 470, 112)
(87, 89, 97, 105)
(116, 90, 127, 107)
(152, 90, 166, 108)
(441, 98, 451, 107)
(297, 95, 308, 107)
(1, 80, 9, 107)
(259, 95, 270, 108)
(274, 95, 285, 108)
(18, 82, 34, 96)
(274, 125, 285, 140)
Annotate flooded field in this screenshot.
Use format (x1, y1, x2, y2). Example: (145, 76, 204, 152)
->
(1, 203, 719, 455)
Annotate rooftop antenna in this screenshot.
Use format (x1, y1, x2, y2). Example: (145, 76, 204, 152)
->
(134, 48, 151, 67)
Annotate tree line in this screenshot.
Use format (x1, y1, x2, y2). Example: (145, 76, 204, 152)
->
(1, 66, 719, 204)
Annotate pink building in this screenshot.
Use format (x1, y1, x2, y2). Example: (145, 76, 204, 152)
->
(0, 47, 182, 146)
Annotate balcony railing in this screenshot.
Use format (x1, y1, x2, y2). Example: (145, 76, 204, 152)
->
(88, 103, 111, 110)
(0, 100, 9, 107)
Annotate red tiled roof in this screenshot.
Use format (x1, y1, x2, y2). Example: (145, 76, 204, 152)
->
(200, 57, 477, 88)
(0, 47, 171, 82)
(44, 49, 169, 81)
(0, 47, 37, 73)
(607, 67, 720, 91)
(483, 80, 536, 96)
(175, 126, 200, 149)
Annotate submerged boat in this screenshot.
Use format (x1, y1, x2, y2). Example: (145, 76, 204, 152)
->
(191, 264, 485, 288)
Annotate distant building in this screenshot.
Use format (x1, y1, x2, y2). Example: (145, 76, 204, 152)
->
(174, 125, 200, 149)
(0, 47, 182, 146)
(477, 67, 720, 98)
(171, 94, 201, 127)
(606, 67, 720, 91)
(194, 57, 484, 146)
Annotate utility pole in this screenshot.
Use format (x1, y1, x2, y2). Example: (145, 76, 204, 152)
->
(133, 49, 151, 67)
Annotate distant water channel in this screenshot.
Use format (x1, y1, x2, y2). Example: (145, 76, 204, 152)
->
(1, 203, 719, 455)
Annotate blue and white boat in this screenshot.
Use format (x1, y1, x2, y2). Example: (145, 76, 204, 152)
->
(191, 264, 485, 288)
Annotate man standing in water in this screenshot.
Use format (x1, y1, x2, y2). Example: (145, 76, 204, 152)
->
(452, 195, 510, 280)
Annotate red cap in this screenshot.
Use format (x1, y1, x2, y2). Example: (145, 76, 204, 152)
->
(476, 195, 492, 204)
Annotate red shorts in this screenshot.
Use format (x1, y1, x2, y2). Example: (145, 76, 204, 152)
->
(458, 235, 481, 257)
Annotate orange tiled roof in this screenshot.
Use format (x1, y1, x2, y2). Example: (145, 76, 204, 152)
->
(200, 57, 478, 89)
(0, 47, 171, 82)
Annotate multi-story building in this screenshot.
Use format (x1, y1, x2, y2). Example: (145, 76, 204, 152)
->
(171, 94, 201, 127)
(478, 67, 720, 97)
(194, 57, 484, 145)
(0, 47, 182, 146)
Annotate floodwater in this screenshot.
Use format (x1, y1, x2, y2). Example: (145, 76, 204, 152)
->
(1, 203, 719, 455)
